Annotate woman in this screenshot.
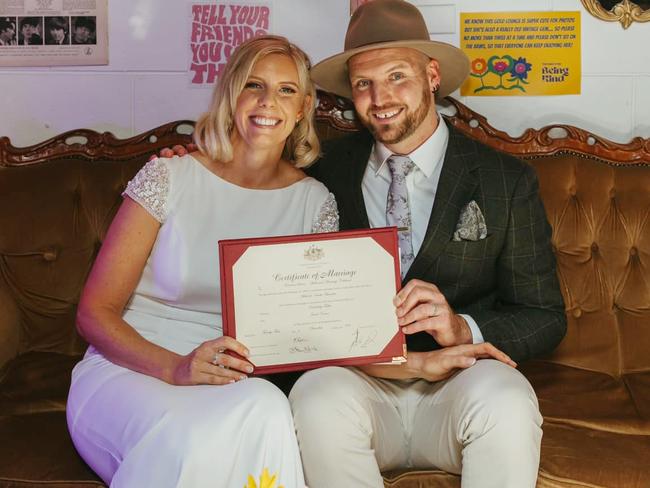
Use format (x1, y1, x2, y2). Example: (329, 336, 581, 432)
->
(67, 35, 337, 488)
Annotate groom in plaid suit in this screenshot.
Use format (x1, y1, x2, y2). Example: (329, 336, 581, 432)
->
(291, 1, 567, 487)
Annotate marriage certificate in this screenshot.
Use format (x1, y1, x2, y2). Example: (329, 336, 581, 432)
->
(219, 228, 406, 374)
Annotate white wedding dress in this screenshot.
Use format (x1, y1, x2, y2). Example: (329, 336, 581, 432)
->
(67, 154, 338, 488)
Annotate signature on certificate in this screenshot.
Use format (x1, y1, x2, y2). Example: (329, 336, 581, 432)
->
(288, 336, 319, 354)
(349, 327, 378, 351)
(289, 345, 319, 354)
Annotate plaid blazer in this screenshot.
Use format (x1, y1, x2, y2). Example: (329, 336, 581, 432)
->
(307, 125, 566, 362)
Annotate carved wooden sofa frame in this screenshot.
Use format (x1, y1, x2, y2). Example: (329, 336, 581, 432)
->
(1, 93, 649, 488)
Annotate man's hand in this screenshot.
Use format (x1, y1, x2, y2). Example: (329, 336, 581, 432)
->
(394, 279, 472, 346)
(359, 343, 516, 382)
(411, 343, 516, 382)
(149, 143, 197, 161)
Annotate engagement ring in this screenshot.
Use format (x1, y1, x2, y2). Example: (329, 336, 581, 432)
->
(212, 348, 228, 368)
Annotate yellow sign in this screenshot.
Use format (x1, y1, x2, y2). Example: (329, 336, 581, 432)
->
(460, 12, 581, 96)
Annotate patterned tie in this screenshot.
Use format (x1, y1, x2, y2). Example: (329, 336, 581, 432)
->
(386, 155, 415, 278)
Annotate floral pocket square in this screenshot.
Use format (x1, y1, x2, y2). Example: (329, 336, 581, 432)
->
(452, 200, 487, 242)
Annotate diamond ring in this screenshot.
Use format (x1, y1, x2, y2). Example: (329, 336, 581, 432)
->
(212, 348, 227, 368)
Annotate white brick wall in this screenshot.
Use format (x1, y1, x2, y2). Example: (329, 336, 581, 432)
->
(0, 0, 647, 146)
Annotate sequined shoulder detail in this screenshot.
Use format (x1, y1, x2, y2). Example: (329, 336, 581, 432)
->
(312, 193, 339, 233)
(122, 158, 170, 223)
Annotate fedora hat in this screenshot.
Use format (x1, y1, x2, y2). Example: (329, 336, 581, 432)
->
(311, 0, 469, 99)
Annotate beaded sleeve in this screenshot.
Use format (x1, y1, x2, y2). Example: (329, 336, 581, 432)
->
(311, 193, 339, 233)
(122, 158, 170, 223)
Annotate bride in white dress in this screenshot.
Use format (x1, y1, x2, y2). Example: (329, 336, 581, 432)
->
(67, 35, 338, 488)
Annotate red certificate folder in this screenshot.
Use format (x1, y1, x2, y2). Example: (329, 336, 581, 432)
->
(219, 227, 406, 374)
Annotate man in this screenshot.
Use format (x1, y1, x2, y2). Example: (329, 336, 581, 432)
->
(158, 2, 565, 484)
(0, 17, 16, 46)
(18, 17, 42, 45)
(45, 17, 69, 45)
(288, 1, 566, 487)
(71, 16, 95, 44)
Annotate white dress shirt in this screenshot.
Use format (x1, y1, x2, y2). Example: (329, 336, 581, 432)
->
(361, 119, 484, 344)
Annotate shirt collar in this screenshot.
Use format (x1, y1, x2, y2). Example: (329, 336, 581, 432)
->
(369, 117, 449, 178)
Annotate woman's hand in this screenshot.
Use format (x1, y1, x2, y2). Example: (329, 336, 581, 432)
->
(412, 343, 516, 382)
(170, 336, 254, 386)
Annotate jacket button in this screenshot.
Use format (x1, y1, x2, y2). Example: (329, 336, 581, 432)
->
(572, 308, 582, 318)
(630, 247, 638, 256)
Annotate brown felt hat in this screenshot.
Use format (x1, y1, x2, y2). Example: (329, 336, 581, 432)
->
(311, 0, 469, 99)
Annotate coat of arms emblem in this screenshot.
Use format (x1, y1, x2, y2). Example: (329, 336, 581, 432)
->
(304, 244, 324, 261)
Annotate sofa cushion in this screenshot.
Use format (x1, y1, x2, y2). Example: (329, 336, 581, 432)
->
(0, 352, 81, 416)
(539, 422, 650, 488)
(383, 468, 459, 487)
(0, 412, 103, 487)
(523, 360, 650, 434)
(525, 360, 650, 487)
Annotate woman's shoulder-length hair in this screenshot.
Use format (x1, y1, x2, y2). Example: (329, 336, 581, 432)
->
(193, 35, 320, 168)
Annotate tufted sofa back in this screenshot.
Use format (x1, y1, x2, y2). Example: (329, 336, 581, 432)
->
(0, 156, 148, 370)
(530, 154, 650, 377)
(0, 123, 194, 376)
(1, 99, 649, 383)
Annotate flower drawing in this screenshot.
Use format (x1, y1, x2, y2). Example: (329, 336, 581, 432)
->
(470, 58, 489, 90)
(245, 468, 284, 488)
(487, 55, 514, 79)
(510, 57, 532, 80)
(471, 54, 533, 93)
(471, 58, 488, 76)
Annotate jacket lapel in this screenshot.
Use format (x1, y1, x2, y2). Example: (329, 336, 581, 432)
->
(404, 127, 479, 281)
(340, 133, 373, 230)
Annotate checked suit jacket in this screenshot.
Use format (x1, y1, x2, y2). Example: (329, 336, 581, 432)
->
(307, 124, 567, 363)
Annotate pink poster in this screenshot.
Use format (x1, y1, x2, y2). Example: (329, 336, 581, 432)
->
(190, 3, 271, 86)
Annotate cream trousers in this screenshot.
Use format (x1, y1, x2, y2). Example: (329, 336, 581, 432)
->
(290, 359, 542, 488)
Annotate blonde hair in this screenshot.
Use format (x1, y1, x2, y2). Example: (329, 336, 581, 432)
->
(193, 35, 320, 168)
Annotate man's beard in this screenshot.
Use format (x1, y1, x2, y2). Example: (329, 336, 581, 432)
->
(361, 84, 432, 145)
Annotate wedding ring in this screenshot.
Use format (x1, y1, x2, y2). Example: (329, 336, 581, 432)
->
(212, 348, 228, 369)
(212, 347, 226, 367)
(431, 303, 438, 317)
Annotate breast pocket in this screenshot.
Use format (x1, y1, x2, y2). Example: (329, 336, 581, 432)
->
(435, 235, 498, 287)
(444, 234, 495, 257)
